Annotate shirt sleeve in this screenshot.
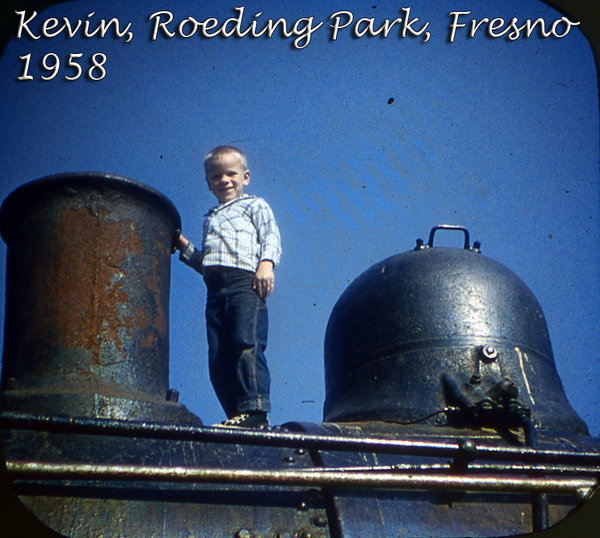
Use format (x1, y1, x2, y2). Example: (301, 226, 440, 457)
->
(179, 240, 204, 274)
(252, 199, 282, 267)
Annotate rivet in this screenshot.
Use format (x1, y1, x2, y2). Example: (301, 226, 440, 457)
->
(235, 529, 251, 538)
(458, 439, 477, 455)
(481, 345, 498, 361)
(312, 515, 327, 528)
(297, 500, 309, 511)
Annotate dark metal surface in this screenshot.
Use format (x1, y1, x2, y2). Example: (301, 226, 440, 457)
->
(291, 422, 599, 537)
(3, 411, 600, 466)
(3, 413, 598, 537)
(323, 227, 588, 434)
(0, 173, 200, 424)
(2, 414, 330, 538)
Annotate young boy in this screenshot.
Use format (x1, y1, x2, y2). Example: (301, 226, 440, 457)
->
(175, 146, 281, 428)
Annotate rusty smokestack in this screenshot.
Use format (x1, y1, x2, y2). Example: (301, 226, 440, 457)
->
(0, 172, 201, 425)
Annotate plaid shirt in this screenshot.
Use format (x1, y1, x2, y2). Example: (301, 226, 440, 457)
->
(180, 195, 281, 274)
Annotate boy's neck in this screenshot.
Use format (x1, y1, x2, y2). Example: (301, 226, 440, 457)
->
(211, 193, 253, 211)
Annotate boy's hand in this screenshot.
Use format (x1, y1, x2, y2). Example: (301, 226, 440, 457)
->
(174, 233, 190, 252)
(253, 260, 275, 298)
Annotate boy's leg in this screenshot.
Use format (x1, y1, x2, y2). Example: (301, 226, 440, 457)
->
(205, 291, 238, 418)
(228, 283, 271, 415)
(205, 269, 271, 418)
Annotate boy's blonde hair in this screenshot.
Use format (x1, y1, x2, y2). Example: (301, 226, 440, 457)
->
(203, 145, 248, 175)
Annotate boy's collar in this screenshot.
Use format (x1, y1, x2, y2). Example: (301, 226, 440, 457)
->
(207, 194, 255, 215)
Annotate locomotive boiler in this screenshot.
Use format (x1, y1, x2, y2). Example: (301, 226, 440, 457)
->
(0, 173, 598, 537)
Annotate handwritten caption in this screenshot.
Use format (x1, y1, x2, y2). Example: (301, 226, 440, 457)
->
(14, 7, 580, 81)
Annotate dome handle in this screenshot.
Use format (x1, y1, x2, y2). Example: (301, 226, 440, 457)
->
(427, 225, 478, 250)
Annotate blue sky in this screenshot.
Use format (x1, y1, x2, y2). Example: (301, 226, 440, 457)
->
(0, 0, 598, 435)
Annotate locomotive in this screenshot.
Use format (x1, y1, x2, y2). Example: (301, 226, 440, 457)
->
(0, 173, 598, 537)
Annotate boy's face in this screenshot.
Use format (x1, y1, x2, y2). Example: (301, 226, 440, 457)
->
(205, 153, 250, 203)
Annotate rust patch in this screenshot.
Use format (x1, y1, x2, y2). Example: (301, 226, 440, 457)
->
(144, 251, 168, 337)
(25, 204, 144, 366)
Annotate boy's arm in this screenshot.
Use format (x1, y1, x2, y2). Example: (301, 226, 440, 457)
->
(253, 199, 282, 265)
(175, 233, 190, 251)
(174, 232, 204, 274)
(253, 260, 275, 298)
(251, 198, 281, 298)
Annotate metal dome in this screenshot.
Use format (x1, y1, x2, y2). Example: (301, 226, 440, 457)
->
(324, 226, 588, 434)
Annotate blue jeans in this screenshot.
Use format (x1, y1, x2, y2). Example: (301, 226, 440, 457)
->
(204, 267, 271, 417)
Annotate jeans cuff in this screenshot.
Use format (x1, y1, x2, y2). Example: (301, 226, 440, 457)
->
(237, 396, 271, 414)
